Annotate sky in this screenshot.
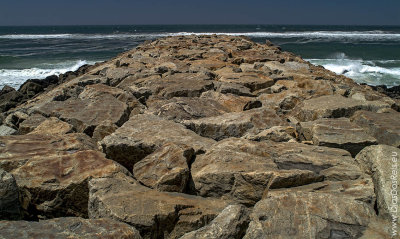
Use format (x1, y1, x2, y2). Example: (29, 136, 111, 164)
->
(0, 0, 399, 26)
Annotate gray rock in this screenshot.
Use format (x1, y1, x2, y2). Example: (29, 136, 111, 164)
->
(0, 168, 22, 220)
(355, 145, 400, 223)
(0, 125, 17, 136)
(179, 204, 249, 239)
(243, 192, 375, 239)
(0, 217, 142, 239)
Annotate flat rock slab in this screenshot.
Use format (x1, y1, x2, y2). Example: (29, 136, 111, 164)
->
(0, 217, 142, 239)
(243, 192, 375, 239)
(356, 145, 400, 223)
(89, 176, 228, 239)
(351, 109, 400, 148)
(218, 72, 275, 92)
(34, 95, 129, 135)
(183, 108, 287, 141)
(28, 117, 73, 135)
(294, 94, 389, 121)
(146, 96, 230, 122)
(191, 138, 364, 205)
(100, 114, 215, 170)
(297, 117, 377, 156)
(0, 133, 128, 219)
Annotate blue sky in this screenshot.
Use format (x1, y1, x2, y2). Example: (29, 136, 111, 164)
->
(0, 0, 399, 26)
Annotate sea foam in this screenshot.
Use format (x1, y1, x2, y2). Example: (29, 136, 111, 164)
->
(0, 60, 90, 89)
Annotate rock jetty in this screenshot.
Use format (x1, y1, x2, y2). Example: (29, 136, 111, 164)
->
(0, 35, 399, 238)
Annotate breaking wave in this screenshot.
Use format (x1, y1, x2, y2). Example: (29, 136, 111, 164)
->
(0, 60, 91, 89)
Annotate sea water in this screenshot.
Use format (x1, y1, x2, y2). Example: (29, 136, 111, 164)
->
(0, 25, 399, 89)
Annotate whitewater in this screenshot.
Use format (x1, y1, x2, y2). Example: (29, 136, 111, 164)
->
(1, 25, 399, 89)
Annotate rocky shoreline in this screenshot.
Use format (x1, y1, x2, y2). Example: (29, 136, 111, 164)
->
(0, 35, 399, 238)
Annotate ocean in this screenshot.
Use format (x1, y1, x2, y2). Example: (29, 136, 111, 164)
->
(0, 25, 399, 89)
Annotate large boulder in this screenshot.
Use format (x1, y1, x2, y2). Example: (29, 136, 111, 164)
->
(351, 109, 400, 148)
(183, 108, 287, 141)
(355, 145, 400, 223)
(0, 217, 142, 239)
(133, 143, 194, 192)
(28, 117, 73, 135)
(243, 192, 375, 239)
(0, 133, 128, 219)
(293, 94, 389, 121)
(100, 114, 215, 170)
(179, 204, 249, 239)
(34, 94, 129, 136)
(0, 169, 22, 220)
(89, 176, 228, 239)
(217, 72, 275, 92)
(297, 117, 377, 156)
(191, 138, 365, 205)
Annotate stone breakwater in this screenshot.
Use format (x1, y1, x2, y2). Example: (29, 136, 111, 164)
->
(0, 35, 399, 238)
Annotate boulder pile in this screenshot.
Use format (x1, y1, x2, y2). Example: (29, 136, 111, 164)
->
(0, 35, 399, 238)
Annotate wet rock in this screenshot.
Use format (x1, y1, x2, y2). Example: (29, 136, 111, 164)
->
(191, 138, 363, 205)
(294, 94, 390, 121)
(89, 176, 228, 239)
(351, 109, 400, 148)
(355, 145, 400, 223)
(297, 118, 377, 156)
(0, 169, 22, 220)
(133, 143, 194, 192)
(183, 108, 287, 141)
(0, 217, 142, 239)
(180, 204, 249, 239)
(0, 86, 25, 112)
(101, 114, 215, 170)
(243, 192, 375, 239)
(0, 133, 128, 219)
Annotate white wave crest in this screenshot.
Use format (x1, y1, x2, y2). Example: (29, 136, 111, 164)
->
(0, 60, 91, 89)
(1, 31, 400, 41)
(308, 56, 400, 87)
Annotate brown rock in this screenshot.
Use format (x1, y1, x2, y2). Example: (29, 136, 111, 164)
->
(183, 108, 287, 141)
(0, 133, 128, 219)
(89, 175, 228, 239)
(356, 145, 400, 223)
(28, 117, 73, 135)
(218, 72, 275, 92)
(17, 114, 46, 134)
(294, 94, 390, 121)
(0, 217, 142, 239)
(100, 114, 215, 170)
(297, 118, 377, 156)
(34, 94, 129, 136)
(133, 143, 194, 192)
(351, 109, 400, 148)
(191, 138, 363, 205)
(243, 192, 375, 239)
(0, 168, 22, 220)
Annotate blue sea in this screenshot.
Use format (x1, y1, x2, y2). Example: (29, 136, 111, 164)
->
(0, 25, 399, 89)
